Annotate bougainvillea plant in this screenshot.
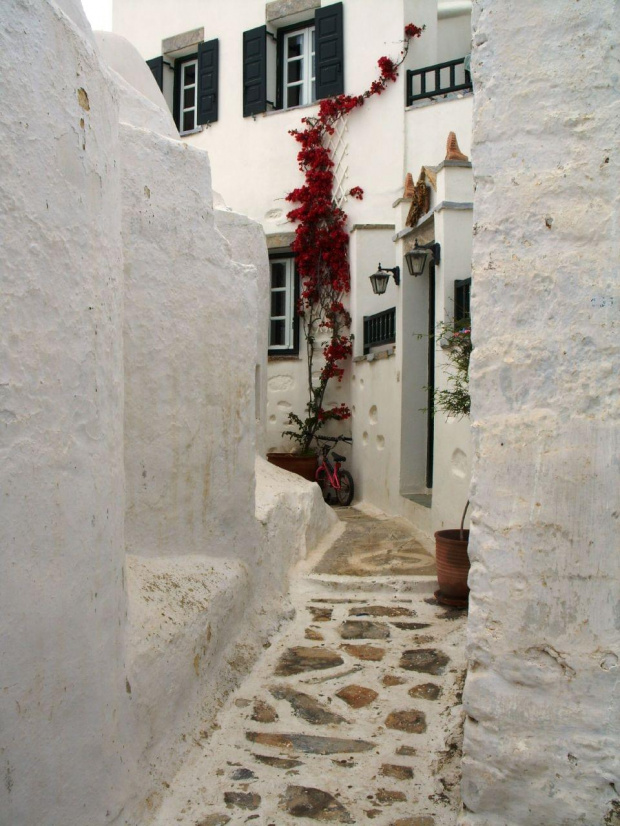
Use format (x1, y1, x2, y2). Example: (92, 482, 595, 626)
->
(282, 23, 424, 453)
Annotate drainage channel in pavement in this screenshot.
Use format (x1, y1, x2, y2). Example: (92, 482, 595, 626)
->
(151, 507, 467, 826)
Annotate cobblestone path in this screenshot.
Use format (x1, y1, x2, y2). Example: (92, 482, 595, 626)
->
(151, 508, 467, 826)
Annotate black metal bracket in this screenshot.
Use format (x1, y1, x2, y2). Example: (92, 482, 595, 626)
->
(416, 242, 441, 265)
(378, 264, 400, 285)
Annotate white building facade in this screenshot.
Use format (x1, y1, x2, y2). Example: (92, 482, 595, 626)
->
(113, 0, 475, 536)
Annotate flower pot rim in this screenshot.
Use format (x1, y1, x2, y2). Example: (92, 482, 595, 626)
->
(267, 450, 316, 458)
(434, 528, 470, 542)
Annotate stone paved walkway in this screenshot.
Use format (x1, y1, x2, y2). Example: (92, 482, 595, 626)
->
(150, 508, 467, 826)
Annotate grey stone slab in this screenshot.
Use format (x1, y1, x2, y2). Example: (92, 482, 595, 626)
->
(275, 647, 344, 676)
(339, 621, 390, 640)
(162, 27, 204, 54)
(253, 753, 303, 769)
(281, 785, 353, 822)
(385, 710, 427, 734)
(408, 683, 441, 701)
(246, 731, 374, 754)
(400, 649, 450, 675)
(223, 791, 261, 810)
(270, 685, 347, 725)
(266, 0, 320, 23)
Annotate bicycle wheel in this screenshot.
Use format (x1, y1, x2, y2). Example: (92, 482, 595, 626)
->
(335, 470, 354, 506)
(315, 467, 330, 502)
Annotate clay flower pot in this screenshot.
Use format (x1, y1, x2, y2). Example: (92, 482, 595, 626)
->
(266, 452, 318, 482)
(434, 529, 470, 608)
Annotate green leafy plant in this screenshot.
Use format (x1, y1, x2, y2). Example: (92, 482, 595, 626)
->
(433, 319, 471, 418)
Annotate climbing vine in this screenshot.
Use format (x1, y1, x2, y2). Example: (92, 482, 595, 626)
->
(282, 24, 424, 453)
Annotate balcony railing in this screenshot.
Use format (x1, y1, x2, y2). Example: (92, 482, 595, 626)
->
(406, 56, 472, 105)
(363, 307, 396, 355)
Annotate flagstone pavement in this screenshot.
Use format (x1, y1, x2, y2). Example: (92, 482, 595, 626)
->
(150, 507, 467, 826)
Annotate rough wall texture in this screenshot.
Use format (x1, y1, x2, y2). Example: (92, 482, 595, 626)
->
(121, 125, 258, 561)
(461, 2, 620, 824)
(0, 1, 129, 823)
(214, 207, 270, 456)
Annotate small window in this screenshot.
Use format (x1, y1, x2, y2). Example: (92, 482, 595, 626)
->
(454, 278, 471, 323)
(148, 38, 219, 129)
(363, 308, 396, 355)
(269, 257, 298, 354)
(178, 57, 198, 134)
(283, 25, 315, 109)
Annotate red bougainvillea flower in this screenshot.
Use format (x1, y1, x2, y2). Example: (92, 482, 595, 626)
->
(281, 25, 424, 454)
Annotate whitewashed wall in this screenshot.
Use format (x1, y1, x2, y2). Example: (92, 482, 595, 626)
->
(0, 2, 129, 824)
(1, 5, 338, 824)
(121, 127, 258, 561)
(461, 1, 620, 823)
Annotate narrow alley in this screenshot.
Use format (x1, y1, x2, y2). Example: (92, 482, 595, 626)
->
(150, 509, 467, 826)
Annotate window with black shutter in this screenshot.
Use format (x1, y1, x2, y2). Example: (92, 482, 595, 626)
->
(314, 2, 344, 99)
(244, 2, 344, 117)
(146, 56, 164, 91)
(243, 26, 268, 117)
(145, 37, 219, 133)
(197, 39, 219, 125)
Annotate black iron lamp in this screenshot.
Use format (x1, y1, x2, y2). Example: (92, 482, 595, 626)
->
(369, 264, 400, 295)
(404, 240, 441, 276)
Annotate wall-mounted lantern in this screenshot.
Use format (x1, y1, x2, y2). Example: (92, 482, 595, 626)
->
(404, 240, 441, 276)
(369, 264, 400, 295)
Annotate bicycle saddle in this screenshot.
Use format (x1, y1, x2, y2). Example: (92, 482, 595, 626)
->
(331, 451, 346, 462)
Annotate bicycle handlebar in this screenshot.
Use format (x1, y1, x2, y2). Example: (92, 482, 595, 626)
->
(315, 435, 352, 444)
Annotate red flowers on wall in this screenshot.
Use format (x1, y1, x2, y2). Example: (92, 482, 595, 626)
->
(282, 24, 424, 453)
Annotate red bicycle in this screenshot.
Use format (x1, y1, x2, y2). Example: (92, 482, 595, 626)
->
(315, 435, 354, 506)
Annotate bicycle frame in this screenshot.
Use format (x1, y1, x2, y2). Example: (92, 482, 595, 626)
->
(316, 451, 343, 491)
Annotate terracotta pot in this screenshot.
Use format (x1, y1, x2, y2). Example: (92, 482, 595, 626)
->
(434, 529, 470, 605)
(266, 452, 317, 482)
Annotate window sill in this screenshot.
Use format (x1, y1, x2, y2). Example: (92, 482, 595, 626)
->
(262, 101, 319, 118)
(180, 126, 203, 137)
(268, 354, 301, 361)
(401, 492, 432, 508)
(354, 346, 396, 363)
(405, 88, 472, 112)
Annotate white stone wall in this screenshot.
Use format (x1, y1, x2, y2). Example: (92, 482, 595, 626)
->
(214, 207, 270, 455)
(0, 2, 129, 823)
(1, 4, 339, 824)
(461, 2, 620, 823)
(121, 125, 258, 562)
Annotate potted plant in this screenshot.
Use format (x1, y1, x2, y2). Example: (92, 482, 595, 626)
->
(432, 319, 472, 607)
(267, 24, 425, 482)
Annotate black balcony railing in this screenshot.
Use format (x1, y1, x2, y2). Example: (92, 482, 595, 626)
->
(363, 307, 396, 355)
(406, 56, 472, 105)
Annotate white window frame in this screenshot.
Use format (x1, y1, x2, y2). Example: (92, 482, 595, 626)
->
(179, 58, 198, 135)
(283, 25, 315, 110)
(269, 258, 296, 352)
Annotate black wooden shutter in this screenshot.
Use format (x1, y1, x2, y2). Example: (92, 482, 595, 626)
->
(315, 2, 344, 99)
(173, 61, 181, 129)
(197, 39, 219, 124)
(146, 56, 164, 91)
(243, 26, 267, 116)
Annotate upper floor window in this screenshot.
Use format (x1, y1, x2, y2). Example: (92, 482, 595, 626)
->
(243, 2, 343, 118)
(178, 57, 198, 134)
(146, 36, 219, 130)
(283, 25, 316, 109)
